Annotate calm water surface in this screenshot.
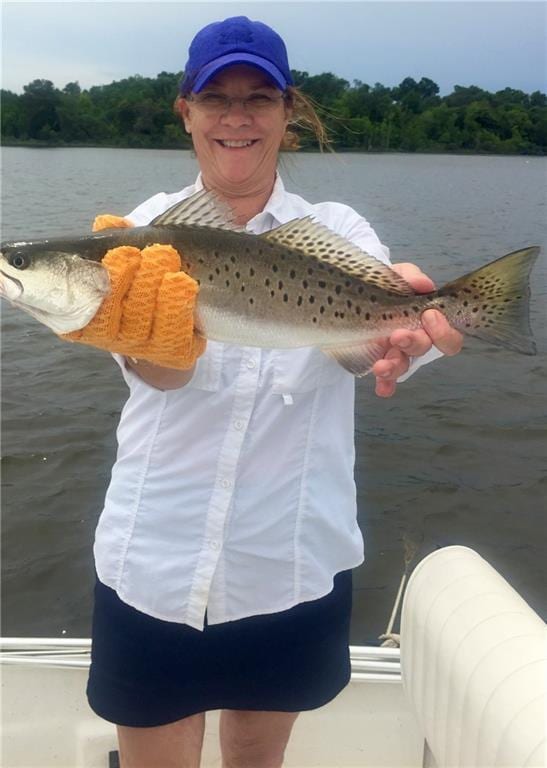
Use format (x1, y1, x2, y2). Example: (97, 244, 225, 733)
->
(2, 148, 546, 642)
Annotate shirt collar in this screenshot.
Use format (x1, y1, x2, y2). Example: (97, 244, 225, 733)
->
(191, 172, 288, 233)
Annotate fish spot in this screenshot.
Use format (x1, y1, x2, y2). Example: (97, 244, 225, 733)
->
(412, 306, 420, 313)
(370, 294, 377, 302)
(297, 296, 303, 306)
(224, 264, 229, 272)
(347, 300, 352, 309)
(327, 296, 334, 305)
(345, 280, 351, 288)
(382, 313, 387, 320)
(215, 267, 221, 275)
(226, 280, 230, 287)
(463, 300, 468, 307)
(278, 280, 284, 290)
(356, 306, 361, 315)
(235, 271, 241, 279)
(302, 279, 309, 289)
(209, 274, 214, 281)
(213, 250, 219, 258)
(365, 312, 370, 320)
(312, 317, 317, 323)
(198, 258, 205, 265)
(249, 267, 255, 277)
(241, 285, 245, 292)
(283, 293, 289, 302)
(309, 296, 315, 304)
(318, 280, 326, 289)
(290, 269, 296, 279)
(230, 256, 236, 263)
(334, 311, 339, 318)
(249, 297, 254, 305)
(403, 310, 409, 317)
(335, 285, 342, 295)
(270, 290, 275, 298)
(265, 278, 270, 287)
(340, 312, 345, 319)
(272, 264, 278, 273)
(308, 268, 314, 275)
(320, 306, 325, 314)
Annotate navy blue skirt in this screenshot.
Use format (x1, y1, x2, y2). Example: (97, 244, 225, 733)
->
(87, 571, 352, 727)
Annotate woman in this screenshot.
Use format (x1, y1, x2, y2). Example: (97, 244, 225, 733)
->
(85, 16, 462, 768)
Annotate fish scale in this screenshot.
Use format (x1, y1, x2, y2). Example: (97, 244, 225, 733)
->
(169, 226, 425, 349)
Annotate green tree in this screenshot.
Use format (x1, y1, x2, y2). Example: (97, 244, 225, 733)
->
(20, 79, 61, 139)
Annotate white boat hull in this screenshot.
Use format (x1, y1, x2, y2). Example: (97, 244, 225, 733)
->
(1, 644, 423, 768)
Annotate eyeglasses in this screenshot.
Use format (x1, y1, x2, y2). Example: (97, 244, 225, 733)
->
(187, 92, 287, 115)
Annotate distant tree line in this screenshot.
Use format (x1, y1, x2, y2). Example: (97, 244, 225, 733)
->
(2, 71, 546, 155)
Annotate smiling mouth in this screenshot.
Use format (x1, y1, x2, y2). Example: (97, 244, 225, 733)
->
(216, 139, 258, 148)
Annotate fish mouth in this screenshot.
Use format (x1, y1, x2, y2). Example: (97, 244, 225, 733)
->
(215, 139, 259, 149)
(0, 269, 24, 300)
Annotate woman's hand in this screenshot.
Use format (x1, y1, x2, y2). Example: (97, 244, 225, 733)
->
(372, 262, 464, 398)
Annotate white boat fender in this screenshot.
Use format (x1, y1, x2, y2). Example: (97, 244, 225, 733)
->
(400, 545, 546, 768)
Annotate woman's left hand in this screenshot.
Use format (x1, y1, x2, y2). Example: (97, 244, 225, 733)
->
(372, 262, 464, 398)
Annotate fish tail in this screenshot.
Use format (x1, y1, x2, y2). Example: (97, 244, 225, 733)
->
(434, 246, 540, 354)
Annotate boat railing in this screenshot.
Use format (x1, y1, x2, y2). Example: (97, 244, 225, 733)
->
(0, 637, 401, 680)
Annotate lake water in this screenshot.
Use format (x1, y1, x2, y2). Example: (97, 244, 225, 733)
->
(1, 147, 546, 643)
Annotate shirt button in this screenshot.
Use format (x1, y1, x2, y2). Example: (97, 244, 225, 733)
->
(234, 419, 244, 430)
(220, 478, 232, 489)
(209, 540, 220, 551)
(246, 359, 256, 369)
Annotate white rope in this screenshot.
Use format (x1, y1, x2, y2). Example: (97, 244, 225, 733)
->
(378, 536, 421, 649)
(378, 571, 406, 648)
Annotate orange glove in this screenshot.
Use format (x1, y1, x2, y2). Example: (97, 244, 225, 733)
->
(92, 214, 133, 232)
(60, 215, 205, 369)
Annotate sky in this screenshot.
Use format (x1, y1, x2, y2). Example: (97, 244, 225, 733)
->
(1, 1, 546, 96)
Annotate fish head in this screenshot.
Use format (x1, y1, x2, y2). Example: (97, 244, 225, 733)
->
(0, 241, 110, 333)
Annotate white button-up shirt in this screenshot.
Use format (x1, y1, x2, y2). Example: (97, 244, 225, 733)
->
(94, 174, 441, 630)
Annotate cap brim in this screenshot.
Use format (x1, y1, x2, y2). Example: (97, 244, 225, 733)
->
(192, 53, 288, 93)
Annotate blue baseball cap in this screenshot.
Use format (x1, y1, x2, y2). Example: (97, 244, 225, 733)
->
(180, 16, 293, 95)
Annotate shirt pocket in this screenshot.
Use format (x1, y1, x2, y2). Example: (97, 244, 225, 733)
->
(185, 340, 224, 392)
(271, 347, 347, 395)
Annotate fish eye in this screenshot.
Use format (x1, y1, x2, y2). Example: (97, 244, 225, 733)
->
(8, 252, 30, 270)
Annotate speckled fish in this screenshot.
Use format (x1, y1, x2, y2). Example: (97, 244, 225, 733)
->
(0, 190, 539, 375)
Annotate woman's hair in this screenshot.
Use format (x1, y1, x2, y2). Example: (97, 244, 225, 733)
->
(282, 87, 332, 152)
(174, 87, 332, 153)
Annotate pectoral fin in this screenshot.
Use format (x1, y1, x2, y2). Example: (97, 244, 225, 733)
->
(322, 339, 388, 377)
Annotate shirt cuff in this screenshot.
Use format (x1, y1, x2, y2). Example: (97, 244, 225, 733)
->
(397, 345, 444, 383)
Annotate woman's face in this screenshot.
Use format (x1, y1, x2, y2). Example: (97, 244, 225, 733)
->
(179, 64, 291, 196)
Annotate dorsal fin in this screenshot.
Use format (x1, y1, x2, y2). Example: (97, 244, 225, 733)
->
(262, 217, 414, 295)
(150, 189, 243, 231)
